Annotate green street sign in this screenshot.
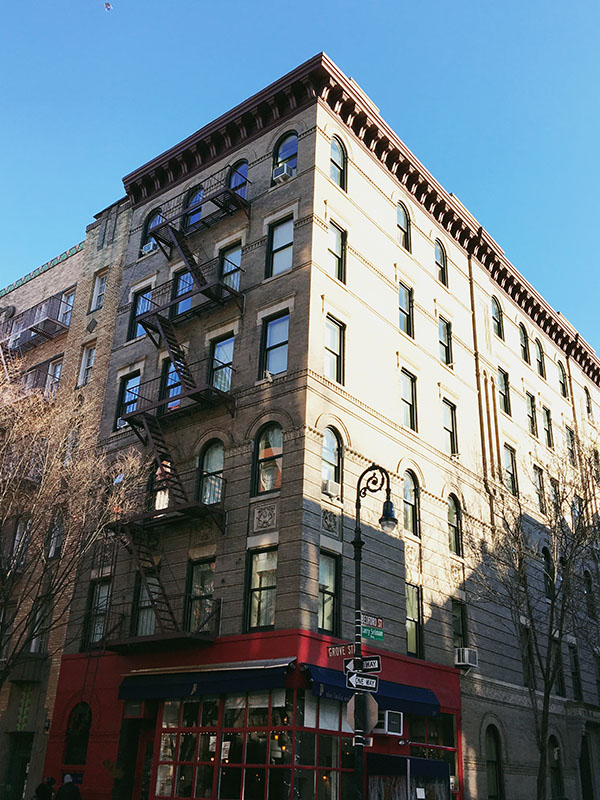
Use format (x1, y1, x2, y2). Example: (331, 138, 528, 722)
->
(362, 625, 384, 641)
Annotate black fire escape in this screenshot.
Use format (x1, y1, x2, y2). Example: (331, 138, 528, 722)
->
(105, 166, 249, 649)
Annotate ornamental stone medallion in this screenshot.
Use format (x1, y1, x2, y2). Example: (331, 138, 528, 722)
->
(321, 508, 340, 537)
(253, 503, 277, 532)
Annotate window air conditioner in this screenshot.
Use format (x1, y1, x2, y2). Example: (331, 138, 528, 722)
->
(116, 417, 128, 430)
(373, 710, 404, 736)
(454, 647, 478, 669)
(141, 241, 158, 255)
(322, 479, 341, 499)
(272, 164, 295, 183)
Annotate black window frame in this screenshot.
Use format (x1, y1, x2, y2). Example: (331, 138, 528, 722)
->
(321, 427, 342, 486)
(273, 131, 298, 177)
(569, 644, 583, 700)
(451, 599, 467, 649)
(327, 221, 346, 282)
(139, 208, 163, 256)
(220, 241, 243, 292)
(210, 334, 235, 393)
(558, 361, 568, 398)
(403, 470, 420, 538)
(228, 160, 248, 199)
(566, 426, 576, 465)
(542, 406, 554, 448)
(442, 399, 458, 455)
(128, 285, 152, 340)
(585, 386, 593, 419)
(485, 725, 505, 800)
(503, 444, 518, 496)
(266, 216, 294, 278)
(439, 317, 452, 366)
(260, 312, 290, 379)
(185, 558, 215, 633)
(491, 297, 504, 339)
(533, 465, 546, 513)
(497, 368, 511, 415)
(535, 339, 546, 378)
(170, 269, 194, 317)
(526, 392, 538, 437)
(397, 202, 411, 252)
(184, 185, 204, 230)
(400, 368, 417, 431)
(159, 357, 182, 414)
(198, 439, 224, 506)
(398, 282, 414, 337)
(519, 323, 530, 364)
(252, 423, 283, 496)
(448, 495, 462, 556)
(245, 548, 278, 632)
(330, 136, 347, 190)
(318, 551, 339, 635)
(405, 583, 423, 658)
(435, 239, 448, 286)
(82, 578, 111, 650)
(519, 624, 536, 689)
(115, 371, 141, 428)
(324, 316, 345, 385)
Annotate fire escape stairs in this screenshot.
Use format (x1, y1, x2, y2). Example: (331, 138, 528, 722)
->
(141, 313, 196, 391)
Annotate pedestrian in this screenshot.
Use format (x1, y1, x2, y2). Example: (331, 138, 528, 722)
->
(55, 776, 81, 800)
(34, 777, 56, 800)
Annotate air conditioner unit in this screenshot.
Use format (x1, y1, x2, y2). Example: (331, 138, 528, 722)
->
(141, 241, 158, 255)
(322, 479, 341, 499)
(272, 164, 295, 183)
(454, 647, 478, 669)
(373, 710, 404, 736)
(116, 417, 128, 429)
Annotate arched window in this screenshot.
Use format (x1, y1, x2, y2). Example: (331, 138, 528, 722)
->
(584, 386, 593, 419)
(140, 208, 163, 254)
(229, 161, 248, 199)
(254, 424, 283, 495)
(558, 362, 568, 398)
(199, 440, 224, 506)
(485, 725, 504, 800)
(330, 136, 347, 189)
(448, 495, 462, 556)
(491, 297, 504, 339)
(273, 132, 298, 174)
(535, 339, 546, 378)
(542, 547, 554, 599)
(185, 186, 204, 229)
(435, 240, 448, 286)
(548, 736, 564, 798)
(321, 427, 342, 488)
(64, 702, 92, 765)
(403, 470, 419, 537)
(519, 324, 530, 364)
(397, 203, 411, 251)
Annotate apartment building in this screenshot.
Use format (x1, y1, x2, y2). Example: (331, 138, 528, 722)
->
(0, 198, 130, 800)
(4, 52, 595, 799)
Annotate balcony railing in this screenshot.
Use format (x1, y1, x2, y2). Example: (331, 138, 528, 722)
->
(0, 292, 73, 352)
(110, 469, 225, 527)
(85, 595, 221, 652)
(120, 358, 235, 421)
(137, 256, 244, 321)
(22, 366, 60, 395)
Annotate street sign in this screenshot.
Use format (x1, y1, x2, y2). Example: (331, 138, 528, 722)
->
(361, 612, 384, 629)
(346, 694, 379, 733)
(327, 643, 354, 658)
(346, 671, 379, 692)
(344, 656, 382, 674)
(362, 625, 384, 641)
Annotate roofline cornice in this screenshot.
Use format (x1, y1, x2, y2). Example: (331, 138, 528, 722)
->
(122, 53, 599, 385)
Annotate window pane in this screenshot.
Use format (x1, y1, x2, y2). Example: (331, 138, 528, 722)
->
(272, 246, 293, 276)
(267, 317, 289, 349)
(272, 219, 293, 250)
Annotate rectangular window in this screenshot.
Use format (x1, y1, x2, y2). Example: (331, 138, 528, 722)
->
(172, 270, 194, 316)
(327, 222, 346, 282)
(519, 625, 536, 689)
(261, 313, 289, 378)
(324, 317, 344, 384)
(90, 271, 107, 311)
(128, 286, 152, 339)
(503, 444, 518, 496)
(267, 218, 293, 278)
(318, 553, 338, 635)
(400, 369, 417, 431)
(133, 574, 159, 637)
(29, 597, 51, 654)
(442, 399, 458, 455)
(543, 407, 554, 448)
(451, 600, 467, 649)
(116, 371, 141, 426)
(497, 368, 511, 415)
(60, 290, 75, 326)
(533, 465, 546, 513)
(185, 560, 215, 633)
(78, 343, 96, 387)
(526, 392, 538, 437)
(569, 644, 583, 700)
(398, 283, 414, 337)
(438, 318, 452, 366)
(566, 426, 576, 465)
(84, 580, 111, 647)
(45, 358, 63, 395)
(160, 360, 182, 412)
(553, 642, 566, 697)
(572, 495, 583, 529)
(406, 583, 423, 658)
(221, 242, 242, 292)
(247, 550, 277, 631)
(211, 335, 234, 393)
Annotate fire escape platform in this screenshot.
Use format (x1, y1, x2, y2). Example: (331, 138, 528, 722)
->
(138, 270, 244, 325)
(0, 292, 72, 353)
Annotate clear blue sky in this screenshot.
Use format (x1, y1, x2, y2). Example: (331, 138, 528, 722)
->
(1, 0, 598, 349)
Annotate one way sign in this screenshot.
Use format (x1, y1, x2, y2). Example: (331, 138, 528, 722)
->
(346, 671, 379, 692)
(344, 656, 382, 674)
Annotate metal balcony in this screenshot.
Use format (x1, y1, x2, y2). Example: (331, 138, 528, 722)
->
(110, 469, 225, 528)
(136, 256, 244, 326)
(120, 358, 235, 421)
(85, 596, 221, 653)
(22, 366, 60, 395)
(0, 292, 73, 352)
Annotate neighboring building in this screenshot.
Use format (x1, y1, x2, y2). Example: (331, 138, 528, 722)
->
(1, 52, 597, 799)
(0, 198, 130, 800)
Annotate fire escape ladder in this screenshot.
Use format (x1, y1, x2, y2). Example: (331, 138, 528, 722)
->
(157, 224, 208, 290)
(127, 531, 179, 633)
(141, 414, 188, 506)
(153, 315, 196, 390)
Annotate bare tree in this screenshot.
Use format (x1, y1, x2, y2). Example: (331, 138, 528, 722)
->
(466, 443, 600, 800)
(0, 358, 146, 691)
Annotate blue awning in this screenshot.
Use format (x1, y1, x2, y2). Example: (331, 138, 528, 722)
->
(306, 664, 440, 717)
(118, 658, 295, 701)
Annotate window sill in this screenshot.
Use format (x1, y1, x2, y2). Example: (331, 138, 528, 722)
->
(249, 492, 280, 504)
(262, 269, 292, 285)
(255, 372, 286, 386)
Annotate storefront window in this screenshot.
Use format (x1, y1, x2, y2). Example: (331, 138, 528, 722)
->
(406, 712, 458, 796)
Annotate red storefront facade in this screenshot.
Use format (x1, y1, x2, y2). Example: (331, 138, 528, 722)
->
(45, 629, 462, 800)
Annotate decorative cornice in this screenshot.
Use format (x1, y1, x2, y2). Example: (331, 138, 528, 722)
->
(121, 52, 600, 384)
(0, 242, 84, 299)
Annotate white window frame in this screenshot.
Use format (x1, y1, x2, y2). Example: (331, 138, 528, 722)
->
(79, 343, 96, 387)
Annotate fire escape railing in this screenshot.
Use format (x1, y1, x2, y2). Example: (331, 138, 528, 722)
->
(0, 292, 73, 352)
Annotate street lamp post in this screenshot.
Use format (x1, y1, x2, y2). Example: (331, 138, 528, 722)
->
(353, 463, 398, 800)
